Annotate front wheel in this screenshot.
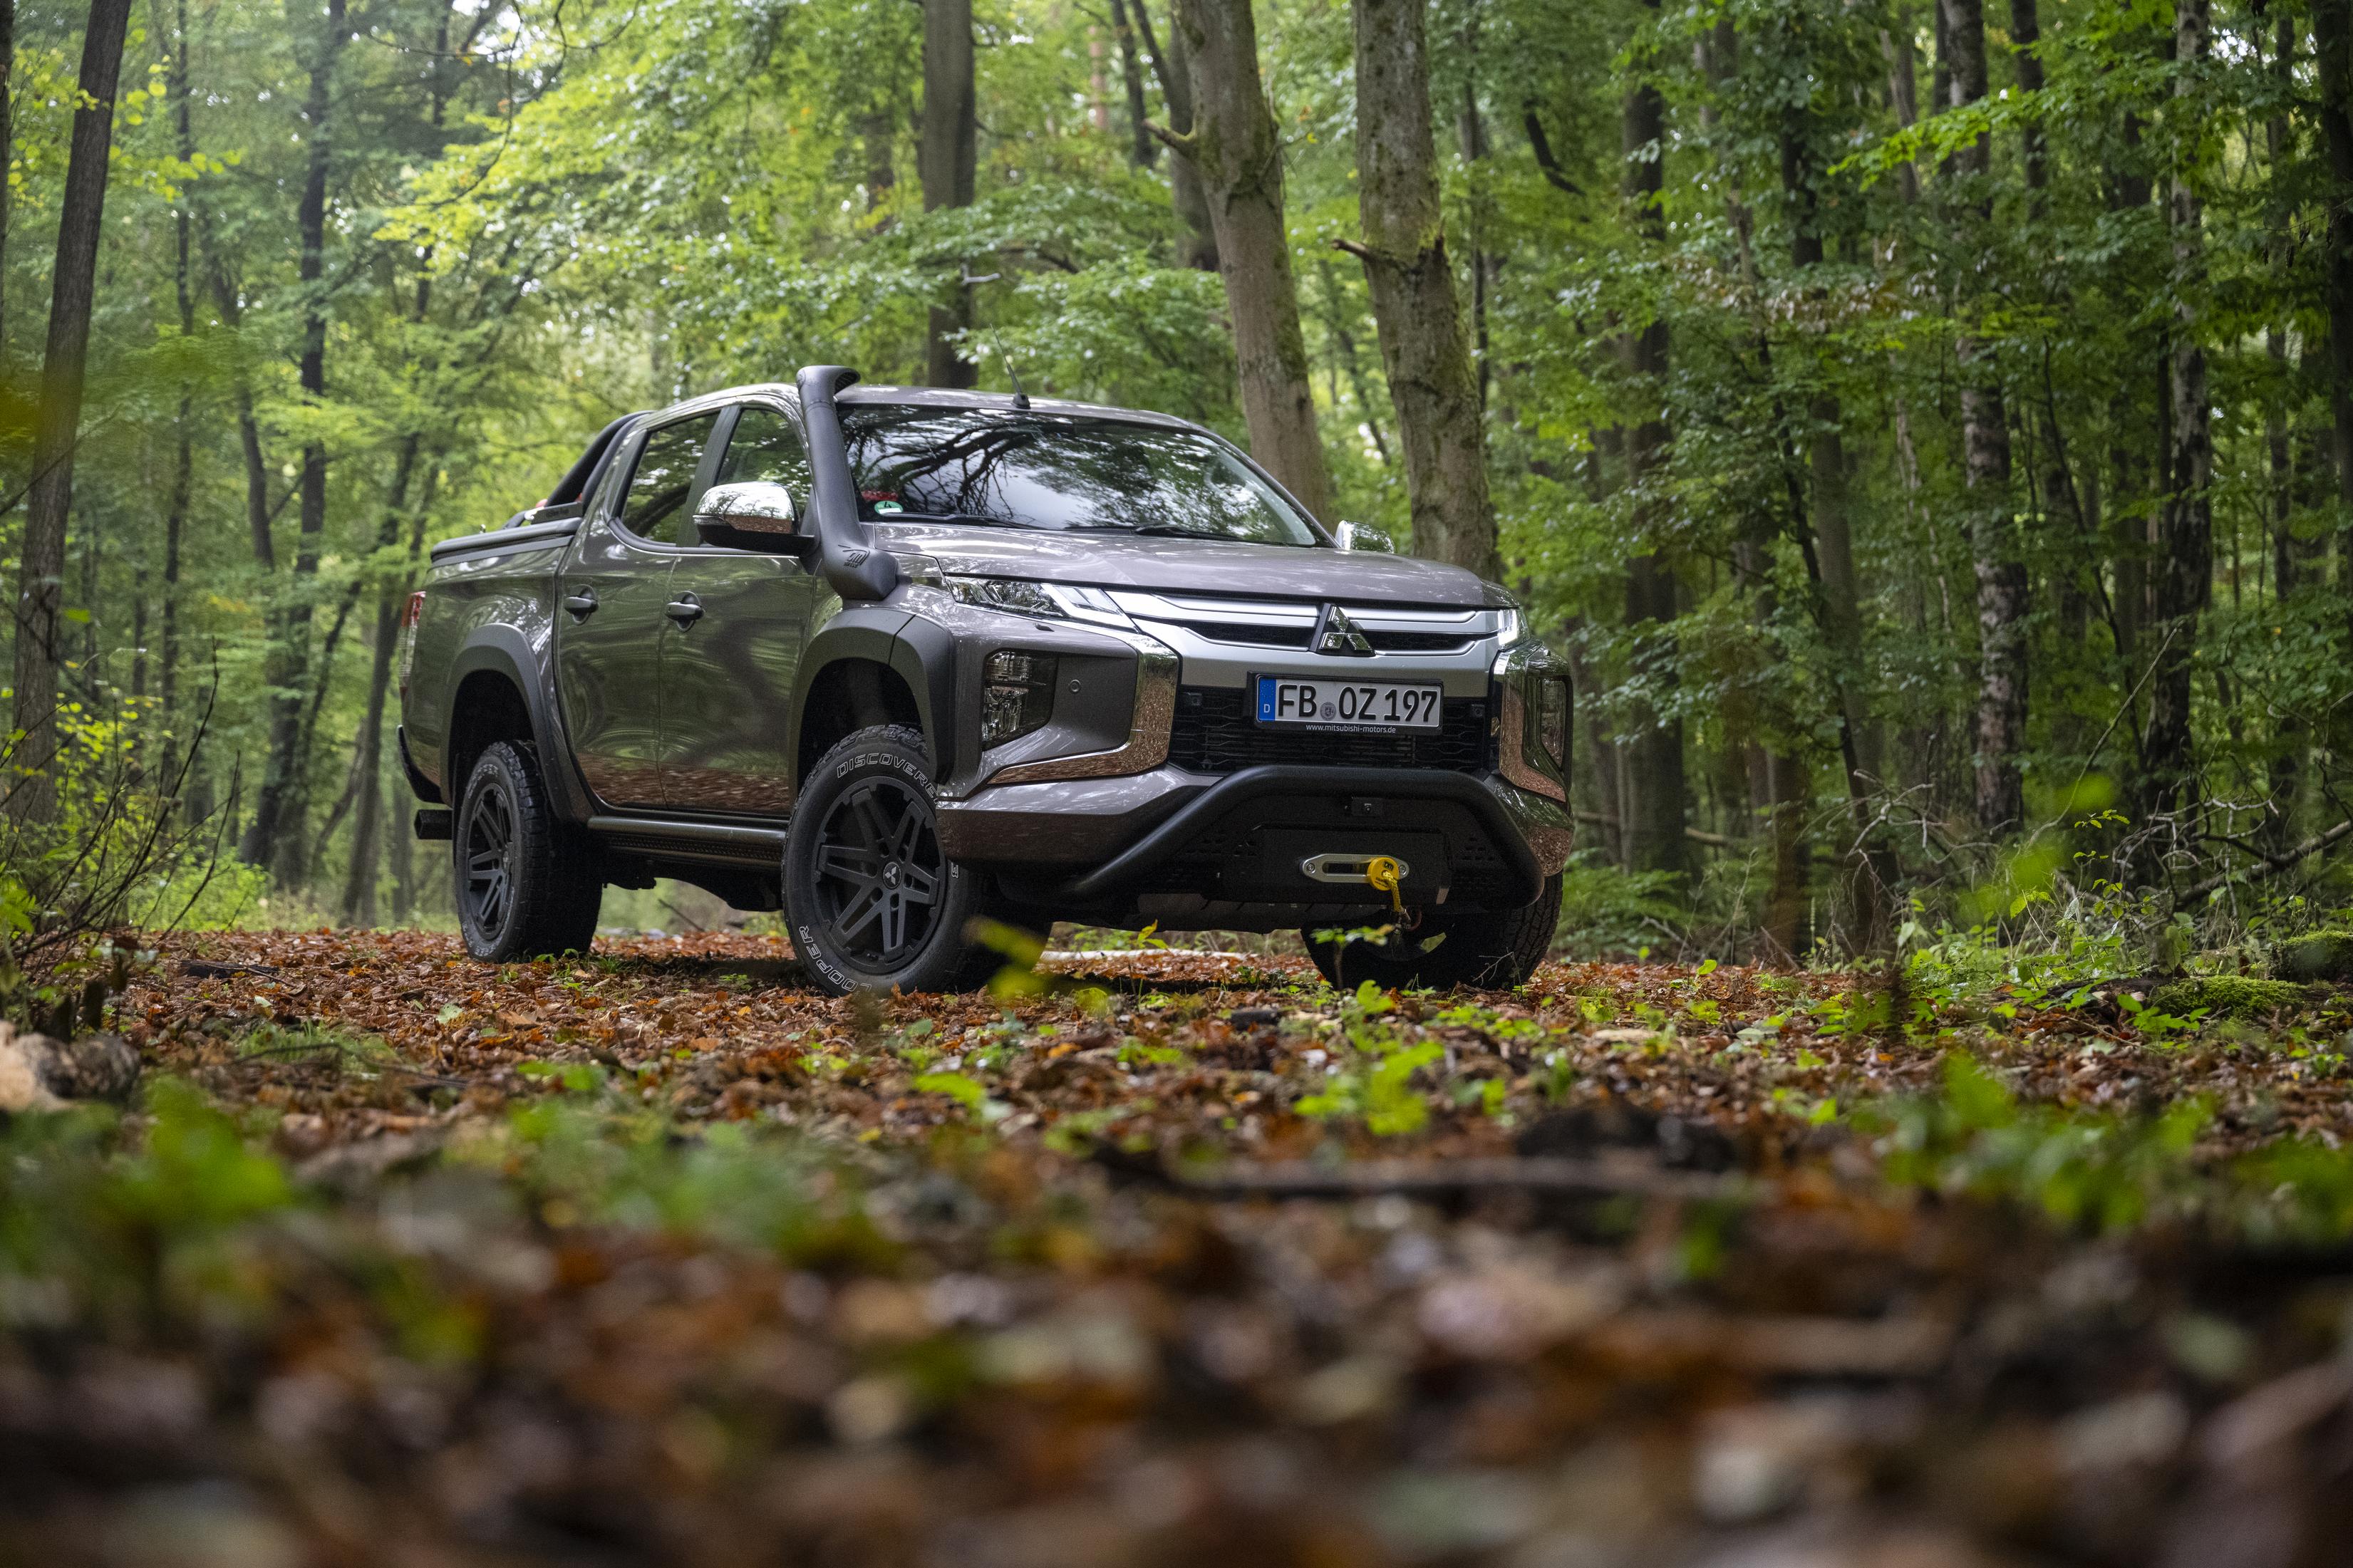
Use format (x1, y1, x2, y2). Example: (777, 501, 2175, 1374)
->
(1303, 873, 1561, 992)
(455, 741, 603, 962)
(783, 726, 1000, 995)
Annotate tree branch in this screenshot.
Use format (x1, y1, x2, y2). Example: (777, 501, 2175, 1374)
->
(1524, 105, 1580, 195)
(1145, 120, 1195, 159)
(2186, 818, 2353, 900)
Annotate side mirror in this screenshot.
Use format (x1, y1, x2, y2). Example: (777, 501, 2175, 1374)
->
(1335, 520, 1395, 554)
(693, 480, 812, 554)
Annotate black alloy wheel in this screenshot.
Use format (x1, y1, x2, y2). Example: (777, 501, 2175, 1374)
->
(783, 726, 1000, 995)
(810, 774, 944, 967)
(454, 740, 603, 962)
(460, 776, 518, 938)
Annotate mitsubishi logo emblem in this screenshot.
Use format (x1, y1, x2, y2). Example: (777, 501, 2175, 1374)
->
(1315, 605, 1374, 656)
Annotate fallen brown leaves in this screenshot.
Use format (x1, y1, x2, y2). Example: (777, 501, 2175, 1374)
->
(0, 928, 2347, 1566)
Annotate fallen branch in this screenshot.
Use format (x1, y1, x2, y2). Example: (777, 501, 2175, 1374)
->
(1093, 1146, 1743, 1203)
(2185, 818, 2353, 900)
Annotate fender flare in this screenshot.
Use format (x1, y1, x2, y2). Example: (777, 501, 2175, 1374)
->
(445, 625, 596, 823)
(789, 609, 963, 792)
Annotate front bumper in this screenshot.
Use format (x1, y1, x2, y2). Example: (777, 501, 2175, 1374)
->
(937, 762, 1573, 919)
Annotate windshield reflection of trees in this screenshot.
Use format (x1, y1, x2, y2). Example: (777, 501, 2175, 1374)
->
(842, 412, 1294, 542)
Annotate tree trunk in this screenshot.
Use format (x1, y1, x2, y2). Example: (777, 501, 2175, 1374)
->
(1168, 0, 1332, 521)
(161, 0, 195, 782)
(1111, 0, 1155, 169)
(1880, 6, 1920, 204)
(2315, 0, 2353, 629)
(920, 0, 977, 388)
(2145, 0, 2211, 816)
(1939, 0, 2027, 833)
(244, 0, 348, 878)
(1616, 2, 1687, 878)
(1131, 0, 1216, 270)
(2010, 0, 2047, 205)
(2266, 11, 2301, 855)
(0, 0, 15, 359)
(2106, 113, 2153, 673)
(1343, 0, 1490, 572)
(6, 0, 135, 824)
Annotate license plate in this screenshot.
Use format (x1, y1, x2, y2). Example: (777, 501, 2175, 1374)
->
(1255, 675, 1442, 732)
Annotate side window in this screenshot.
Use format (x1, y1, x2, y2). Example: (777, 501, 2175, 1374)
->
(714, 405, 814, 497)
(617, 412, 718, 545)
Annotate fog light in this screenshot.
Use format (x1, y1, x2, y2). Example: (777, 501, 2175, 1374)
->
(983, 650, 1056, 746)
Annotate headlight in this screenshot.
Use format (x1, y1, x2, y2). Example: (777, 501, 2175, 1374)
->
(982, 650, 1057, 746)
(952, 577, 1065, 618)
(947, 576, 1134, 630)
(1494, 606, 1524, 648)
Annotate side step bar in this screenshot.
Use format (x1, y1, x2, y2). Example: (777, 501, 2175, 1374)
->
(585, 816, 786, 868)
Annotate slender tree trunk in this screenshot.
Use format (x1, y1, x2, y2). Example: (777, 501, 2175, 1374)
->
(2267, 11, 2302, 854)
(2146, 0, 2212, 816)
(0, 0, 15, 360)
(1314, 259, 1390, 464)
(2010, 0, 2048, 204)
(160, 0, 195, 780)
(244, 0, 348, 878)
(1132, 0, 1216, 270)
(6, 0, 135, 824)
(920, 0, 977, 388)
(2107, 113, 2153, 673)
(1111, 0, 1154, 169)
(1343, 0, 1490, 572)
(1167, 0, 1333, 521)
(1939, 0, 2027, 833)
(1880, 5, 1920, 205)
(1616, 1, 1687, 878)
(2315, 0, 2353, 630)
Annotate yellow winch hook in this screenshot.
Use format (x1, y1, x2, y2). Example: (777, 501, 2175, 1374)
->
(1365, 855, 1405, 915)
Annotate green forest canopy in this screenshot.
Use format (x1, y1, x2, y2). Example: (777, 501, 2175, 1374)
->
(2, 0, 2349, 955)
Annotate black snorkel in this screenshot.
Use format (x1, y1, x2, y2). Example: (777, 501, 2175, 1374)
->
(797, 365, 901, 602)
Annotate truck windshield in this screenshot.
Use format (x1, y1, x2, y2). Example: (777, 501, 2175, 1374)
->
(839, 406, 1320, 546)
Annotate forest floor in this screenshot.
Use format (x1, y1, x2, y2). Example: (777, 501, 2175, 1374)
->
(6, 928, 2353, 1566)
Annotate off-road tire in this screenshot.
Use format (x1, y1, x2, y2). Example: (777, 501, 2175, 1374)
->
(1303, 873, 1561, 992)
(455, 741, 603, 962)
(784, 725, 1000, 996)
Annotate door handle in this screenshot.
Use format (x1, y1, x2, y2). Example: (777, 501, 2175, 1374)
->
(562, 588, 598, 618)
(666, 593, 703, 626)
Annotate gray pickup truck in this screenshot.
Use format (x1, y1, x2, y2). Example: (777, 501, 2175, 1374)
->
(397, 367, 1573, 994)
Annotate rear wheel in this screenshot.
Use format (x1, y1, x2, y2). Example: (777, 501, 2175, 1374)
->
(455, 741, 602, 961)
(784, 726, 1000, 995)
(1303, 873, 1561, 992)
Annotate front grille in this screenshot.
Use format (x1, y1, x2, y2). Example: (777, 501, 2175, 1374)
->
(1167, 686, 1491, 774)
(1365, 630, 1474, 653)
(1183, 621, 1315, 648)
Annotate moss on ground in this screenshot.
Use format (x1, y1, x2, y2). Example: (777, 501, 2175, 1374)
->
(2275, 928, 2353, 984)
(2151, 975, 2314, 1020)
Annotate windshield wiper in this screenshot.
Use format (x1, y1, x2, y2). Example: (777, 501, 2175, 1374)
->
(869, 510, 1036, 528)
(1117, 524, 1241, 541)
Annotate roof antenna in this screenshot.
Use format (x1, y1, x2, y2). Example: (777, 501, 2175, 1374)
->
(958, 264, 1028, 410)
(998, 341, 1031, 410)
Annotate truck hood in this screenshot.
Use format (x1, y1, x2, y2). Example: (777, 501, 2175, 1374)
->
(875, 522, 1495, 607)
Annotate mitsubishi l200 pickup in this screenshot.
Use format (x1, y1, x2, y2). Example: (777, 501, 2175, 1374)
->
(397, 367, 1573, 994)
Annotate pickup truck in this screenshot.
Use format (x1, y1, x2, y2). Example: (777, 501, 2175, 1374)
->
(397, 366, 1574, 994)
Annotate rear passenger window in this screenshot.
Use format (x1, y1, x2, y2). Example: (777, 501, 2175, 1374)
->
(617, 413, 718, 544)
(715, 405, 814, 498)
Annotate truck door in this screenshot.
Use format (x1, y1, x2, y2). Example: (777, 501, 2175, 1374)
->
(554, 410, 718, 807)
(656, 400, 824, 816)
